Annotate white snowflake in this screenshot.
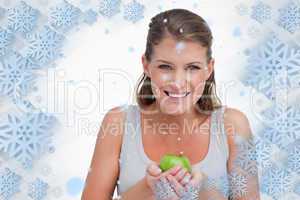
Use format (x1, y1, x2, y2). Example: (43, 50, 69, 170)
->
(241, 33, 300, 100)
(49, 0, 81, 32)
(98, 0, 121, 18)
(228, 171, 248, 199)
(26, 25, 65, 66)
(7, 1, 39, 37)
(179, 183, 201, 200)
(233, 136, 259, 176)
(203, 175, 230, 198)
(253, 137, 273, 169)
(251, 1, 271, 24)
(28, 178, 49, 200)
(260, 105, 300, 149)
(286, 140, 300, 175)
(0, 168, 22, 200)
(0, 27, 14, 57)
(278, 0, 300, 34)
(261, 165, 293, 200)
(123, 0, 145, 23)
(0, 51, 35, 97)
(0, 112, 57, 169)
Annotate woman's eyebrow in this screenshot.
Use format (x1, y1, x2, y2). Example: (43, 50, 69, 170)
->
(155, 59, 204, 65)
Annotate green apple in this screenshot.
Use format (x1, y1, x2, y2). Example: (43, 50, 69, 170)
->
(159, 154, 192, 173)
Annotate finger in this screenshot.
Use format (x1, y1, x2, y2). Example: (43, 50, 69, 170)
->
(166, 174, 186, 197)
(186, 171, 205, 190)
(173, 168, 188, 182)
(161, 164, 182, 177)
(154, 176, 178, 200)
(146, 162, 162, 176)
(180, 172, 192, 186)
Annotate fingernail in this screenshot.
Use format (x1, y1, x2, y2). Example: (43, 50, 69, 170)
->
(152, 165, 162, 173)
(155, 167, 162, 173)
(167, 174, 173, 180)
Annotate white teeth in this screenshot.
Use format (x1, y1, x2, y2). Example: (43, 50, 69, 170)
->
(169, 92, 188, 98)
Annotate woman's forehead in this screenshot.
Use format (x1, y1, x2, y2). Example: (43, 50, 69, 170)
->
(152, 37, 207, 61)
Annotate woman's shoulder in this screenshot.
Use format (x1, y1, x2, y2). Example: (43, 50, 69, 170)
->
(100, 104, 130, 136)
(222, 106, 253, 140)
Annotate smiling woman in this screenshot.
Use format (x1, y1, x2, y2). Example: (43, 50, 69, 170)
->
(81, 8, 260, 200)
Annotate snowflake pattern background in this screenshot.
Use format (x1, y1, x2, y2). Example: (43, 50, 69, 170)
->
(0, 0, 299, 199)
(6, 1, 39, 38)
(0, 112, 57, 169)
(0, 168, 21, 200)
(278, 0, 300, 34)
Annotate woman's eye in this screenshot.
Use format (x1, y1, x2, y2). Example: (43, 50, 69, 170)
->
(158, 64, 171, 69)
(187, 65, 201, 70)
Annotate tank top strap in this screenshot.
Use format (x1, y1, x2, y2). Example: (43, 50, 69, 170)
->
(119, 104, 140, 163)
(211, 106, 229, 161)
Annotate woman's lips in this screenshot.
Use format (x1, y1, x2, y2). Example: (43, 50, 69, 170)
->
(164, 90, 191, 99)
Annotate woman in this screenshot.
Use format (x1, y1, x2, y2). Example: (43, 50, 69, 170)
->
(82, 8, 260, 200)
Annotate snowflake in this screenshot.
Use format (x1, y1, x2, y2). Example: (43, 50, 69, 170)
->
(0, 168, 22, 200)
(241, 33, 300, 100)
(260, 105, 300, 149)
(123, 0, 145, 23)
(233, 135, 274, 174)
(179, 183, 202, 200)
(278, 1, 300, 34)
(261, 165, 293, 200)
(49, 0, 81, 32)
(28, 178, 49, 200)
(251, 1, 271, 24)
(26, 25, 64, 66)
(286, 140, 300, 174)
(253, 137, 272, 169)
(0, 27, 14, 57)
(228, 171, 248, 199)
(233, 135, 258, 176)
(0, 52, 35, 97)
(0, 112, 57, 169)
(12, 97, 36, 113)
(98, 0, 121, 18)
(6, 1, 39, 37)
(83, 9, 98, 25)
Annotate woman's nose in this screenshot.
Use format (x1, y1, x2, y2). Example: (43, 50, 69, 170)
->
(169, 71, 188, 91)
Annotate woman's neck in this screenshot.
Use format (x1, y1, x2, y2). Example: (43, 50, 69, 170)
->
(140, 102, 209, 136)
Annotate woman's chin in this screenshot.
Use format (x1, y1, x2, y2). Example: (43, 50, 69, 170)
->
(160, 103, 188, 115)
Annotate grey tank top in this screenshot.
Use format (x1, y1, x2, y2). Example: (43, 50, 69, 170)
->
(117, 104, 230, 197)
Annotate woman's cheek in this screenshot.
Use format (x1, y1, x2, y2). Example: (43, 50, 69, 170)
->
(160, 73, 171, 82)
(150, 74, 167, 97)
(192, 81, 206, 103)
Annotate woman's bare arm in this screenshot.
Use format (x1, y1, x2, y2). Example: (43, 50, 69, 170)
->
(119, 177, 155, 200)
(81, 106, 125, 200)
(224, 108, 261, 200)
(81, 106, 155, 200)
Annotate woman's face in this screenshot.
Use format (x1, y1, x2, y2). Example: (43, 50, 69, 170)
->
(142, 35, 214, 115)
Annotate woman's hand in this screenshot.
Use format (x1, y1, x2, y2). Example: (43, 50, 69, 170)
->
(145, 162, 204, 200)
(177, 170, 204, 200)
(145, 162, 184, 200)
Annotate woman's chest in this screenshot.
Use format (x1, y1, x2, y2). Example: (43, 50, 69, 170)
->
(141, 121, 211, 165)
